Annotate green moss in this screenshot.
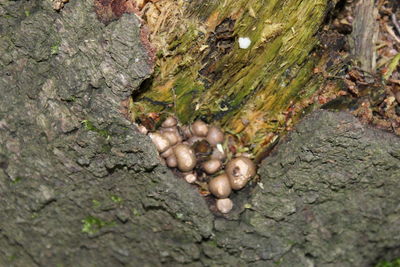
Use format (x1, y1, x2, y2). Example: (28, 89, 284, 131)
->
(132, 208, 141, 216)
(81, 120, 111, 139)
(92, 199, 101, 208)
(11, 177, 23, 184)
(110, 195, 123, 203)
(376, 259, 400, 267)
(51, 43, 59, 55)
(168, 24, 198, 55)
(7, 254, 17, 262)
(81, 216, 116, 235)
(207, 240, 218, 247)
(384, 53, 400, 80)
(274, 258, 283, 265)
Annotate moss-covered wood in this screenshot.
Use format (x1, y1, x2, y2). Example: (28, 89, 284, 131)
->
(131, 0, 337, 155)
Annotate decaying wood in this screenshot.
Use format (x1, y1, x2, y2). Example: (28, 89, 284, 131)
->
(350, 0, 379, 73)
(130, 0, 341, 156)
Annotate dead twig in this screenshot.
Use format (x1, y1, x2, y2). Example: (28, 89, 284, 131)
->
(391, 13, 400, 36)
(385, 23, 400, 44)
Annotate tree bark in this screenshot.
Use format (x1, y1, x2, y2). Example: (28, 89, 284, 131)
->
(0, 0, 399, 266)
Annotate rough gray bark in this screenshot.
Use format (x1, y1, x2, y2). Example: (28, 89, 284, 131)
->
(0, 0, 399, 266)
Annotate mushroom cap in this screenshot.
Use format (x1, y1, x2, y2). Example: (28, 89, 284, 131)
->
(226, 156, 256, 190)
(166, 154, 178, 168)
(148, 132, 170, 153)
(181, 125, 192, 140)
(202, 159, 222, 174)
(211, 145, 226, 161)
(187, 136, 205, 146)
(191, 120, 208, 137)
(173, 144, 197, 172)
(206, 126, 224, 146)
(162, 116, 178, 128)
(137, 124, 148, 135)
(160, 147, 174, 158)
(192, 139, 212, 156)
(162, 131, 180, 146)
(159, 126, 178, 133)
(184, 172, 197, 183)
(216, 198, 233, 213)
(208, 173, 232, 198)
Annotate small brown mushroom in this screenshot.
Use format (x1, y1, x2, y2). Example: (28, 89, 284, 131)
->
(183, 172, 197, 183)
(191, 120, 208, 137)
(174, 144, 197, 172)
(202, 159, 222, 174)
(211, 146, 226, 161)
(192, 139, 212, 156)
(163, 131, 180, 146)
(208, 173, 232, 198)
(166, 154, 178, 168)
(148, 132, 170, 153)
(187, 136, 205, 146)
(159, 126, 178, 133)
(162, 116, 178, 128)
(137, 124, 148, 135)
(159, 157, 166, 165)
(181, 125, 192, 140)
(160, 147, 174, 158)
(206, 126, 224, 146)
(216, 198, 233, 213)
(226, 156, 256, 190)
(395, 91, 400, 104)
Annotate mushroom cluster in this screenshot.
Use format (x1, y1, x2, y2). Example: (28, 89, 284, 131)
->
(139, 116, 257, 214)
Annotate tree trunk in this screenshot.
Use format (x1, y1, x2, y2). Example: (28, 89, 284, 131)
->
(1, 0, 400, 266)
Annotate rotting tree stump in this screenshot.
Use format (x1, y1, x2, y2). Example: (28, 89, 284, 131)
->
(130, 0, 341, 156)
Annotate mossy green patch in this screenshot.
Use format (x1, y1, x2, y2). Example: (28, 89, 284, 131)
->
(92, 199, 101, 208)
(11, 177, 23, 184)
(51, 43, 60, 55)
(110, 195, 123, 203)
(132, 208, 141, 216)
(376, 259, 400, 267)
(81, 216, 116, 235)
(81, 120, 111, 139)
